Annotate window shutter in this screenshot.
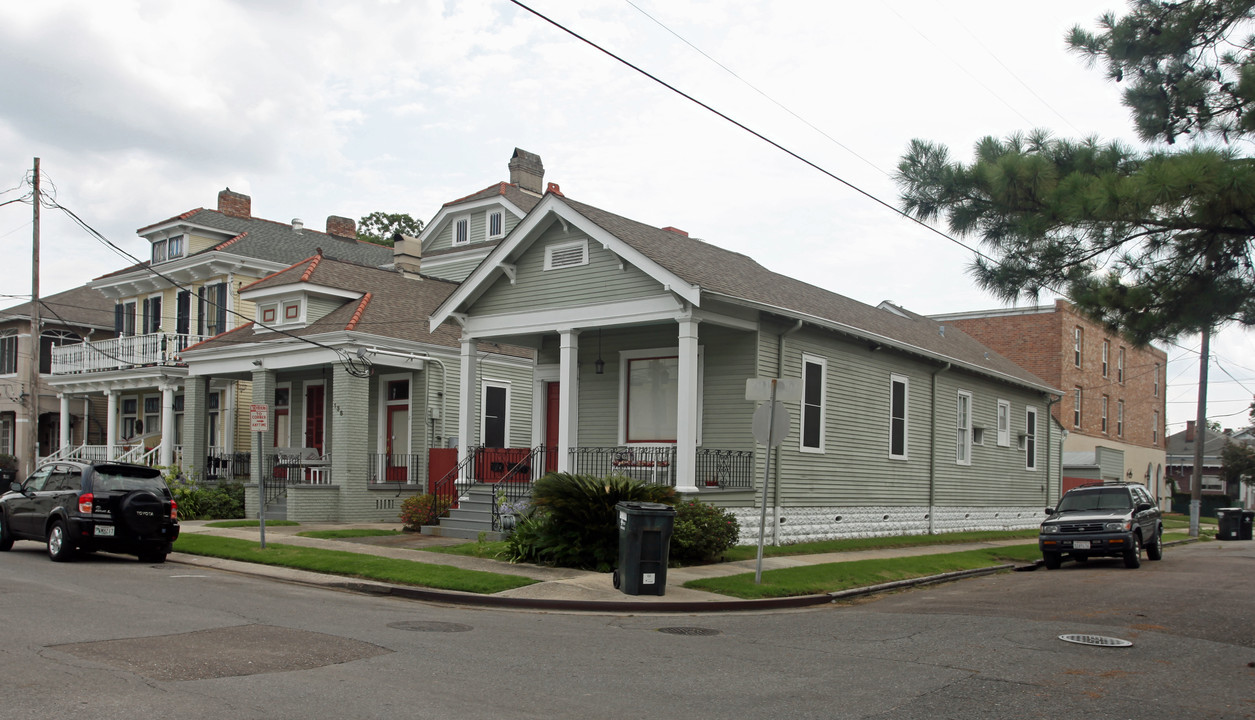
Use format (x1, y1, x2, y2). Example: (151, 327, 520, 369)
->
(114, 304, 124, 336)
(176, 290, 190, 335)
(214, 283, 227, 334)
(196, 287, 206, 335)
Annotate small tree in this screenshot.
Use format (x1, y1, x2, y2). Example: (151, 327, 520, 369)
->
(357, 211, 424, 247)
(1221, 442, 1255, 490)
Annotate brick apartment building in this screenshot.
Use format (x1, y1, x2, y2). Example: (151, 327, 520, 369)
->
(933, 300, 1168, 502)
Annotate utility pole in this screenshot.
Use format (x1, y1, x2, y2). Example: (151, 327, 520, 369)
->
(1189, 325, 1210, 538)
(26, 157, 41, 478)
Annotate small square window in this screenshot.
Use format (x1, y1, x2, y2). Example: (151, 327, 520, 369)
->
(261, 306, 277, 323)
(284, 302, 301, 321)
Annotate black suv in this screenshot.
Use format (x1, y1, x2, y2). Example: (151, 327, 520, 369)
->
(0, 461, 179, 563)
(1039, 482, 1162, 569)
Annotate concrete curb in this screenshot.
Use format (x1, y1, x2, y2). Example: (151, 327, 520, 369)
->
(170, 552, 1028, 613)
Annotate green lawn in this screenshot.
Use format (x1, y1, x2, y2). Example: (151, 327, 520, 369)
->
(686, 544, 1042, 599)
(296, 529, 403, 540)
(204, 520, 300, 528)
(173, 534, 536, 594)
(719, 529, 1040, 563)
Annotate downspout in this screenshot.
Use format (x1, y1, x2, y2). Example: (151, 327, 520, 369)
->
(773, 319, 804, 544)
(1044, 394, 1059, 505)
(928, 362, 951, 535)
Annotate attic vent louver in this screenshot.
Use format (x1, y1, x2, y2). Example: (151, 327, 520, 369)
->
(545, 239, 588, 271)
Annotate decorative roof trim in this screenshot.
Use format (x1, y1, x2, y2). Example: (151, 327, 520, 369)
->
(345, 292, 372, 331)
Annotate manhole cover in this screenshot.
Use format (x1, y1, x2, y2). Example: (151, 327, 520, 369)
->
(388, 621, 473, 633)
(657, 626, 720, 636)
(1058, 633, 1133, 647)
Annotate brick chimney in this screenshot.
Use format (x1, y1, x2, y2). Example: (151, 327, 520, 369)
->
(217, 188, 251, 218)
(1186, 420, 1196, 442)
(326, 215, 357, 239)
(393, 233, 422, 279)
(509, 148, 544, 195)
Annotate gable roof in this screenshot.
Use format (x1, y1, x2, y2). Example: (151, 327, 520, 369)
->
(186, 256, 527, 358)
(97, 209, 393, 282)
(419, 182, 542, 260)
(0, 285, 116, 330)
(435, 192, 1058, 394)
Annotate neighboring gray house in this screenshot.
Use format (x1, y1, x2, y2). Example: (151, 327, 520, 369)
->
(179, 253, 534, 522)
(1166, 421, 1253, 514)
(430, 185, 1066, 544)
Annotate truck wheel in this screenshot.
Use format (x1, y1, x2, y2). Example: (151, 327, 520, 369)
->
(1123, 534, 1142, 569)
(1146, 526, 1163, 561)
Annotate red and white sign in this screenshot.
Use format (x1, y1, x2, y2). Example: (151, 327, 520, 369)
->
(250, 404, 270, 432)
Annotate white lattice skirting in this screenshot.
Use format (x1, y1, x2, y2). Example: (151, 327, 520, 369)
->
(727, 505, 1042, 545)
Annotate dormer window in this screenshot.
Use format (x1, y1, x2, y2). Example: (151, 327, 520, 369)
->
(152, 240, 167, 264)
(453, 216, 470, 246)
(257, 299, 303, 329)
(168, 235, 184, 259)
(487, 210, 504, 239)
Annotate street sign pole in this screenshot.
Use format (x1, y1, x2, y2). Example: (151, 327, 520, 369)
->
(755, 380, 777, 584)
(251, 404, 270, 548)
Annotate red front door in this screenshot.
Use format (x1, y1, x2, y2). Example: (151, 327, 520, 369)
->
(386, 405, 409, 482)
(305, 385, 324, 453)
(545, 382, 560, 472)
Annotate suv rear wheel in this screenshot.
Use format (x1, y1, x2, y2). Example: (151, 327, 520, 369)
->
(47, 519, 75, 562)
(0, 513, 12, 551)
(1123, 533, 1142, 569)
(1146, 526, 1163, 561)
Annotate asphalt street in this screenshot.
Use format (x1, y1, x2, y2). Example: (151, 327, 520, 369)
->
(0, 538, 1251, 719)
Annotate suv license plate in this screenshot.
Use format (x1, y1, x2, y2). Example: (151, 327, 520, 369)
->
(1073, 540, 1090, 549)
(94, 525, 115, 537)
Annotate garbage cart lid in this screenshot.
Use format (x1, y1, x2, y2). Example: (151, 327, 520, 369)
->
(616, 501, 675, 513)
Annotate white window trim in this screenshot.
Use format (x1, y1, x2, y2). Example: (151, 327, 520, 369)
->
(480, 379, 511, 448)
(167, 234, 184, 259)
(274, 382, 292, 447)
(1073, 387, 1082, 428)
(956, 390, 972, 466)
(800, 354, 827, 454)
(152, 239, 167, 264)
(1101, 395, 1109, 434)
(1074, 327, 1083, 367)
(452, 215, 471, 246)
(1101, 340, 1109, 377)
(377, 373, 412, 454)
(1025, 406, 1038, 470)
(487, 209, 505, 240)
(544, 238, 589, 271)
(617, 346, 704, 446)
(1117, 347, 1125, 383)
(996, 399, 1011, 447)
(0, 330, 17, 376)
(888, 374, 909, 460)
(1117, 399, 1125, 437)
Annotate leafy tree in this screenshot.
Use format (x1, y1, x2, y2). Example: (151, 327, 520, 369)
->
(896, 0, 1255, 536)
(357, 211, 424, 247)
(1220, 441, 1255, 487)
(1067, 0, 1255, 144)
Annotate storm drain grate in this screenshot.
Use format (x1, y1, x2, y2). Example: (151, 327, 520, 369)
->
(657, 626, 720, 637)
(388, 621, 473, 633)
(1058, 633, 1133, 648)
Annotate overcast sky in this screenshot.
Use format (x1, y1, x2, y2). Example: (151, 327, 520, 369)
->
(0, 0, 1250, 433)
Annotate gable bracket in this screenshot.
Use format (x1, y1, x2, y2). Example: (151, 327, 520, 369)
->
(497, 263, 517, 285)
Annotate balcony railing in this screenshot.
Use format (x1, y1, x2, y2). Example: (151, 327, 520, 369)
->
(51, 332, 209, 374)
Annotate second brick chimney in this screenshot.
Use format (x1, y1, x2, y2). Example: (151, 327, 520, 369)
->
(326, 215, 357, 239)
(1185, 420, 1196, 442)
(217, 188, 251, 218)
(509, 148, 544, 195)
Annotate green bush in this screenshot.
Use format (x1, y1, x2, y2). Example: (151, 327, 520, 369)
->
(503, 472, 674, 571)
(170, 479, 245, 520)
(399, 493, 453, 530)
(670, 499, 739, 564)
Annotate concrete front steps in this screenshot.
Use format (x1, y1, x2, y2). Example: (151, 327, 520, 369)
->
(423, 483, 504, 541)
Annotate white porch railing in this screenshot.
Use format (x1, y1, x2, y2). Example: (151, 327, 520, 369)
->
(37, 444, 168, 467)
(51, 332, 209, 374)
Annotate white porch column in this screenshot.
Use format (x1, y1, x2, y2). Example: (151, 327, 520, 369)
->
(675, 317, 700, 492)
(58, 394, 70, 455)
(160, 384, 176, 467)
(556, 330, 579, 473)
(457, 337, 478, 473)
(106, 390, 118, 460)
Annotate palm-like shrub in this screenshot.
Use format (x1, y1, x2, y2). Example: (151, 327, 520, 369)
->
(505, 472, 674, 570)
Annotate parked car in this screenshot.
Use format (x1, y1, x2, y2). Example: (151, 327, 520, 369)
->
(1039, 482, 1162, 569)
(0, 461, 179, 563)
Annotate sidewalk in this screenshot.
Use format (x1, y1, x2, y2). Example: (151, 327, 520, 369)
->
(173, 520, 1043, 612)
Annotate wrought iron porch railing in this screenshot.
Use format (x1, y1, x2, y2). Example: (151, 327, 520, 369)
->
(50, 332, 209, 374)
(368, 453, 423, 486)
(694, 449, 754, 489)
(569, 446, 678, 485)
(206, 450, 251, 481)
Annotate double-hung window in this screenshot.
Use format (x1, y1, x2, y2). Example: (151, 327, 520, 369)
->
(996, 399, 1011, 446)
(956, 391, 972, 465)
(800, 355, 826, 453)
(1117, 347, 1125, 383)
(0, 331, 16, 374)
(1074, 327, 1083, 367)
(1025, 407, 1038, 470)
(1073, 387, 1082, 428)
(889, 375, 908, 459)
(1101, 395, 1109, 434)
(1117, 400, 1124, 437)
(1101, 340, 1110, 377)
